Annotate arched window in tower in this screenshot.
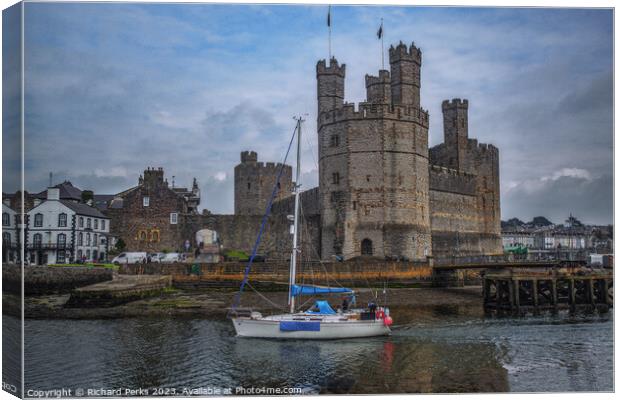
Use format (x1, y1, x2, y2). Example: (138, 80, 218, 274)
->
(361, 238, 373, 256)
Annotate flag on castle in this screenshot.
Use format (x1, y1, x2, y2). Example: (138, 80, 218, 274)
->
(327, 6, 331, 27)
(377, 21, 383, 39)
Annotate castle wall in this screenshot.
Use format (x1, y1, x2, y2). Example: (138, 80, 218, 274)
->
(180, 213, 321, 261)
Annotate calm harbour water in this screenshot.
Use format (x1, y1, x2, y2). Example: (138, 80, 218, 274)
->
(15, 306, 614, 395)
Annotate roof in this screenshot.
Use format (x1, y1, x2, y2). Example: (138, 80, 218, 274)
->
(59, 200, 108, 218)
(93, 194, 115, 211)
(36, 181, 83, 201)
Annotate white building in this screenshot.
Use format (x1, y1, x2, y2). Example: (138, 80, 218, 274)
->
(2, 203, 19, 263)
(501, 231, 536, 248)
(25, 188, 110, 265)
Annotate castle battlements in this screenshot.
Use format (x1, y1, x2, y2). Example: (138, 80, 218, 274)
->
(240, 150, 258, 163)
(389, 41, 422, 64)
(316, 57, 346, 77)
(365, 70, 391, 87)
(468, 140, 499, 156)
(319, 101, 429, 128)
(442, 98, 469, 110)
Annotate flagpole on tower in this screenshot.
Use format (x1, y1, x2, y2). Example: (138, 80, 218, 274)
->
(327, 5, 332, 59)
(378, 18, 385, 70)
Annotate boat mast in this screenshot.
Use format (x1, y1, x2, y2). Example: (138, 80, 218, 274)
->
(289, 116, 303, 314)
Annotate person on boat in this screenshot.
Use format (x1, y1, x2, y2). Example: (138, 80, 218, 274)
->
(368, 301, 377, 314)
(342, 297, 349, 311)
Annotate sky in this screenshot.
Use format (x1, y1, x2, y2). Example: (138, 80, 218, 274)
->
(2, 3, 613, 225)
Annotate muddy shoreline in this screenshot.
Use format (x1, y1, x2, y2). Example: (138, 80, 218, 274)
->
(5, 286, 483, 320)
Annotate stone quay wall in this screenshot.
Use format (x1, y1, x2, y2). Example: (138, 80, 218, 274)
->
(3, 264, 114, 295)
(118, 259, 436, 288)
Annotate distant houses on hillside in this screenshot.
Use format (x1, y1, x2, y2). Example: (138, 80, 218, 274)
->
(501, 214, 613, 260)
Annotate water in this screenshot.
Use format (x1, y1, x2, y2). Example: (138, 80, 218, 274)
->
(18, 307, 613, 395)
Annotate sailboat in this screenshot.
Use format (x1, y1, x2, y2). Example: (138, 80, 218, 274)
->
(230, 117, 393, 339)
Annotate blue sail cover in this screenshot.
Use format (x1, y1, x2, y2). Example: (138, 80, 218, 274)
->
(306, 300, 336, 315)
(291, 285, 353, 297)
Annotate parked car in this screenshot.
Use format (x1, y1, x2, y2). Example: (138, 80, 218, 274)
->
(148, 253, 164, 263)
(111, 252, 148, 265)
(160, 252, 185, 263)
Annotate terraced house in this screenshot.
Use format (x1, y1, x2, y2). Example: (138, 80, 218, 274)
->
(25, 187, 110, 265)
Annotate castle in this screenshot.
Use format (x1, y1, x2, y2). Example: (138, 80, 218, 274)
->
(233, 41, 501, 260)
(88, 40, 501, 261)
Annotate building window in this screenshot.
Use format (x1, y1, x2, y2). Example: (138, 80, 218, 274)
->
(86, 249, 91, 260)
(87, 218, 92, 229)
(170, 213, 178, 225)
(247, 182, 251, 190)
(352, 201, 357, 210)
(361, 238, 373, 256)
(332, 172, 340, 185)
(86, 233, 91, 246)
(2, 212, 9, 226)
(33, 233, 42, 248)
(77, 249, 83, 260)
(101, 220, 106, 230)
(330, 134, 339, 147)
(143, 196, 150, 207)
(78, 233, 83, 246)
(3, 232, 11, 245)
(93, 250, 98, 261)
(56, 250, 66, 264)
(79, 217, 84, 228)
(94, 219, 98, 230)
(34, 213, 43, 227)
(93, 234, 98, 247)
(57, 234, 66, 248)
(58, 213, 67, 227)
(366, 175, 371, 182)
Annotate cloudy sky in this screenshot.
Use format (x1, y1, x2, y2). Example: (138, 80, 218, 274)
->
(3, 3, 613, 225)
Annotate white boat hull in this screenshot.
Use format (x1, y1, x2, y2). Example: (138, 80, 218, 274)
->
(232, 314, 391, 339)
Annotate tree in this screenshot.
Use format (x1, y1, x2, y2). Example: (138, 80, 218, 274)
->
(530, 216, 553, 227)
(81, 190, 94, 203)
(115, 238, 126, 252)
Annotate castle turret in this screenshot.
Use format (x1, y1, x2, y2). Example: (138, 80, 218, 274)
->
(442, 98, 469, 170)
(234, 151, 293, 215)
(365, 70, 391, 104)
(316, 57, 345, 116)
(240, 150, 258, 163)
(389, 42, 422, 107)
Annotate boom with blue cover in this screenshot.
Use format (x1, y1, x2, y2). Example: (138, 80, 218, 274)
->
(291, 285, 353, 297)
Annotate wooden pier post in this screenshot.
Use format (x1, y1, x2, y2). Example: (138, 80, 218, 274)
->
(533, 279, 539, 309)
(551, 279, 558, 310)
(569, 279, 575, 311)
(589, 279, 596, 306)
(508, 278, 515, 309)
(514, 279, 520, 313)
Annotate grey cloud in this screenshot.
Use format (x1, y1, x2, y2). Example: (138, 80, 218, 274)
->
(503, 173, 612, 225)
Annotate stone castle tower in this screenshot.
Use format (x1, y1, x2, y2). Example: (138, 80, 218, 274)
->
(316, 42, 432, 260)
(430, 99, 501, 253)
(234, 151, 293, 215)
